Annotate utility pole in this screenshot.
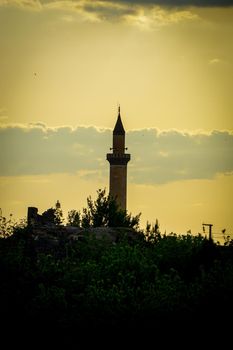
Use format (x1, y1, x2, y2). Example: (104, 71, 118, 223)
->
(202, 223, 213, 241)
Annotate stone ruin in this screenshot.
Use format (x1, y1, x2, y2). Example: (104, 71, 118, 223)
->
(27, 206, 48, 227)
(27, 200, 61, 227)
(26, 204, 141, 257)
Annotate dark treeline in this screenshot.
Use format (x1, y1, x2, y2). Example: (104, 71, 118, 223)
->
(0, 191, 233, 343)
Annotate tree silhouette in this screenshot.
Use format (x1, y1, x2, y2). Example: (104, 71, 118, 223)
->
(41, 201, 63, 226)
(80, 188, 141, 229)
(67, 210, 81, 227)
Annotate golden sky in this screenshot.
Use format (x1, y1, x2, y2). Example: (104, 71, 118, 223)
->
(0, 0, 233, 242)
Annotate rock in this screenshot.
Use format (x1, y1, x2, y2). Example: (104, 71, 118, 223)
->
(27, 225, 142, 257)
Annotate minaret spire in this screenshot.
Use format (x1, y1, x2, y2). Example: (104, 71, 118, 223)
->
(113, 105, 125, 136)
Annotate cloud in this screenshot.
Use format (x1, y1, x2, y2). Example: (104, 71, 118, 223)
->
(123, 6, 198, 28)
(104, 0, 233, 6)
(208, 58, 221, 65)
(0, 123, 233, 184)
(82, 1, 136, 22)
(2, 1, 233, 9)
(0, 0, 42, 10)
(128, 128, 233, 184)
(0, 123, 110, 176)
(0, 0, 213, 28)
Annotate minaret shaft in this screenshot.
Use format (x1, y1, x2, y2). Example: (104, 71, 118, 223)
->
(109, 165, 127, 210)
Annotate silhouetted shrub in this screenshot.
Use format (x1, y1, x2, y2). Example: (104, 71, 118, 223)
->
(1, 205, 233, 334)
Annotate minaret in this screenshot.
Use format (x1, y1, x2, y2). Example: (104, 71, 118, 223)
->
(107, 106, 130, 211)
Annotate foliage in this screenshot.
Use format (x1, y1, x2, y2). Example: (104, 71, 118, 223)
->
(145, 218, 161, 243)
(67, 210, 81, 227)
(41, 202, 63, 226)
(1, 191, 233, 335)
(67, 189, 141, 230)
(0, 210, 14, 238)
(222, 228, 233, 246)
(1, 223, 233, 333)
(0, 209, 26, 238)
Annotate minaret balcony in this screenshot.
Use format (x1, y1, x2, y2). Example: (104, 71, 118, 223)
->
(107, 153, 130, 165)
